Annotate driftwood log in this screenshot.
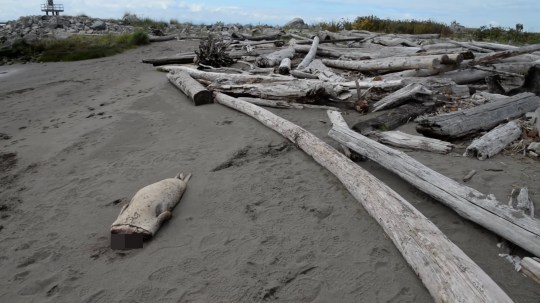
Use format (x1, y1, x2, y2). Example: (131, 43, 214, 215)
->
(521, 257, 540, 285)
(322, 56, 442, 72)
(475, 43, 540, 65)
(232, 32, 283, 41)
(328, 121, 540, 258)
(167, 71, 213, 106)
(149, 35, 177, 42)
(214, 92, 512, 303)
(278, 58, 291, 75)
(416, 93, 540, 139)
(297, 36, 320, 70)
(464, 121, 522, 160)
(158, 65, 294, 83)
(255, 47, 295, 68)
(238, 97, 338, 110)
(372, 130, 454, 154)
(305, 59, 347, 82)
(142, 54, 196, 66)
(372, 83, 432, 112)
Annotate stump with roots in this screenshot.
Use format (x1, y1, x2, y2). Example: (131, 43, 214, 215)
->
(195, 34, 235, 67)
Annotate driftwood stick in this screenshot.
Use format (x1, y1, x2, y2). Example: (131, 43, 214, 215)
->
(167, 71, 213, 106)
(328, 123, 540, 258)
(417, 93, 540, 139)
(297, 36, 320, 70)
(214, 92, 512, 303)
(464, 121, 522, 160)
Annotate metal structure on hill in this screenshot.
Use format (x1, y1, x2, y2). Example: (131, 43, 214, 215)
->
(41, 0, 64, 16)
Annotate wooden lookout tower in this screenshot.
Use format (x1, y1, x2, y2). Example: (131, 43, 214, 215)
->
(41, 0, 64, 16)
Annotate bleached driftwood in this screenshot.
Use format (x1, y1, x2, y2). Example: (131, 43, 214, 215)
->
(372, 83, 433, 112)
(208, 79, 351, 102)
(289, 70, 319, 79)
(328, 122, 540, 258)
(214, 92, 512, 303)
(305, 59, 347, 82)
(475, 43, 540, 65)
(373, 130, 454, 154)
(327, 110, 354, 159)
(297, 36, 320, 70)
(239, 97, 338, 110)
(509, 187, 535, 218)
(322, 56, 442, 72)
(232, 32, 283, 41)
(158, 65, 294, 83)
(278, 58, 291, 75)
(167, 71, 213, 106)
(417, 93, 540, 139)
(521, 257, 540, 285)
(255, 47, 295, 67)
(464, 121, 522, 160)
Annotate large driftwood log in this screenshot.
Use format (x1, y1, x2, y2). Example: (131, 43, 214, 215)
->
(278, 58, 291, 75)
(255, 47, 295, 68)
(372, 130, 454, 154)
(416, 93, 540, 139)
(297, 36, 320, 70)
(464, 121, 522, 160)
(327, 110, 354, 159)
(322, 56, 442, 72)
(157, 65, 294, 83)
(353, 102, 440, 134)
(238, 97, 338, 110)
(213, 92, 513, 303)
(521, 257, 540, 285)
(328, 122, 540, 258)
(142, 54, 196, 66)
(372, 83, 432, 112)
(167, 71, 213, 106)
(232, 32, 283, 41)
(149, 35, 177, 42)
(305, 59, 347, 82)
(208, 79, 351, 102)
(475, 43, 540, 65)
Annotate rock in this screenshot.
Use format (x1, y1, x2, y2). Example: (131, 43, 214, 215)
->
(90, 20, 106, 31)
(23, 32, 38, 44)
(284, 17, 306, 29)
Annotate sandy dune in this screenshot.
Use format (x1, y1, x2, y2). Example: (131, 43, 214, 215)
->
(0, 40, 539, 302)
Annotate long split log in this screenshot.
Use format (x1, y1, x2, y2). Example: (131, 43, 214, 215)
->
(167, 71, 213, 106)
(328, 121, 540, 258)
(372, 83, 432, 112)
(239, 97, 338, 110)
(372, 130, 454, 154)
(157, 65, 294, 83)
(416, 93, 540, 139)
(213, 92, 512, 303)
(475, 43, 540, 65)
(232, 32, 283, 41)
(322, 56, 442, 72)
(464, 121, 522, 160)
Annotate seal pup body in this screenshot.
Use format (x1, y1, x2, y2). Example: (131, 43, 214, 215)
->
(111, 173, 191, 239)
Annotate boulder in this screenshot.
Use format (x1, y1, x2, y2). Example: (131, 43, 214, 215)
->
(285, 17, 306, 29)
(90, 20, 106, 31)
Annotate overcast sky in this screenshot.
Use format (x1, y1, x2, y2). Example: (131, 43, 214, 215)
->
(1, 0, 539, 31)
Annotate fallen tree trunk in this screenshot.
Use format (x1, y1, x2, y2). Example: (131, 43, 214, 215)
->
(327, 110, 355, 159)
(213, 92, 513, 303)
(149, 35, 177, 42)
(232, 32, 283, 41)
(142, 54, 196, 66)
(464, 121, 522, 160)
(372, 130, 454, 154)
(238, 97, 338, 110)
(416, 93, 540, 139)
(297, 36, 320, 70)
(372, 83, 433, 112)
(521, 257, 540, 285)
(278, 58, 291, 75)
(255, 47, 295, 67)
(208, 79, 351, 102)
(167, 71, 213, 106)
(328, 121, 540, 258)
(322, 56, 442, 72)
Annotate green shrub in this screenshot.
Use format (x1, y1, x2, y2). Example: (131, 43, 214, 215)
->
(130, 29, 149, 45)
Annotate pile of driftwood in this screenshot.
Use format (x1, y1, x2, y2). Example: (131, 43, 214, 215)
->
(144, 28, 540, 301)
